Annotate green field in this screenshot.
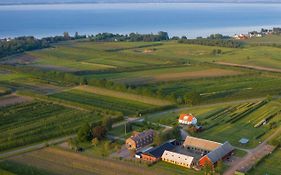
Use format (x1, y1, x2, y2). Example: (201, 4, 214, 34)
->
(0, 160, 54, 175)
(0, 101, 101, 152)
(49, 89, 157, 115)
(248, 148, 281, 175)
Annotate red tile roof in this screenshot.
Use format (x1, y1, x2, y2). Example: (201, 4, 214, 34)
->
(179, 114, 194, 122)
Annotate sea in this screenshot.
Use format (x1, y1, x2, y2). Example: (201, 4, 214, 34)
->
(0, 3, 281, 38)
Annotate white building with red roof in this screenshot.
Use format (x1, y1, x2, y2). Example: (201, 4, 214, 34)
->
(178, 114, 197, 125)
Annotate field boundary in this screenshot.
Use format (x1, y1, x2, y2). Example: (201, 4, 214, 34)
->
(214, 62, 281, 73)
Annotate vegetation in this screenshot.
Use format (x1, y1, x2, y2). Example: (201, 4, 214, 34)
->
(0, 160, 55, 175)
(248, 147, 281, 175)
(0, 101, 101, 152)
(179, 38, 244, 48)
(90, 31, 169, 42)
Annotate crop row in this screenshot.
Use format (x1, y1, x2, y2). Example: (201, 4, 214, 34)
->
(0, 101, 101, 152)
(49, 90, 155, 115)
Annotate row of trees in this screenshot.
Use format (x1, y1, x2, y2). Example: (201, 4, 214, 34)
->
(178, 38, 243, 48)
(0, 32, 86, 59)
(90, 31, 169, 42)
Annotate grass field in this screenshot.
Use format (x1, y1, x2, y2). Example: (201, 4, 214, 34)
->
(27, 41, 170, 71)
(0, 160, 54, 175)
(0, 101, 100, 152)
(49, 89, 158, 115)
(248, 148, 281, 175)
(87, 65, 243, 85)
(143, 73, 281, 103)
(75, 85, 173, 106)
(6, 147, 179, 175)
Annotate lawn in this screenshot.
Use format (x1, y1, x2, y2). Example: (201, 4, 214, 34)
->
(0, 101, 100, 152)
(248, 148, 281, 175)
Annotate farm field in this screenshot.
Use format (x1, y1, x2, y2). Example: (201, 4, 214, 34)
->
(6, 147, 180, 175)
(26, 41, 170, 71)
(194, 100, 281, 148)
(141, 73, 281, 103)
(86, 65, 242, 85)
(75, 85, 173, 106)
(248, 148, 281, 175)
(49, 89, 159, 115)
(0, 101, 101, 152)
(0, 160, 54, 175)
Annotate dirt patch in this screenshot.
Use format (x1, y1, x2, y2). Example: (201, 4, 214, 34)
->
(0, 94, 32, 107)
(215, 62, 281, 73)
(8, 147, 170, 175)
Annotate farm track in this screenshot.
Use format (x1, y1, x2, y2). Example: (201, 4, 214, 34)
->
(215, 62, 281, 73)
(0, 135, 75, 160)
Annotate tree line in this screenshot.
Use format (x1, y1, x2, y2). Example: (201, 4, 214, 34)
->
(0, 32, 86, 59)
(178, 38, 243, 48)
(89, 31, 169, 42)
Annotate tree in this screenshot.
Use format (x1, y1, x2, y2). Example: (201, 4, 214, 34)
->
(92, 125, 107, 140)
(102, 116, 112, 131)
(68, 138, 78, 150)
(171, 125, 181, 140)
(184, 91, 201, 105)
(215, 160, 223, 174)
(101, 141, 111, 157)
(75, 32, 79, 39)
(77, 123, 92, 142)
(153, 132, 163, 146)
(63, 32, 70, 40)
(203, 161, 213, 175)
(91, 138, 99, 147)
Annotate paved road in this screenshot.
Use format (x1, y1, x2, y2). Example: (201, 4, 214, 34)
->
(224, 127, 281, 175)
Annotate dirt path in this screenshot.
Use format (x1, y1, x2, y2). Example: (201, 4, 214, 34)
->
(224, 127, 281, 175)
(0, 135, 76, 159)
(215, 62, 281, 73)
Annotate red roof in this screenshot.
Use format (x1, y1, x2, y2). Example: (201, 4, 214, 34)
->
(179, 114, 194, 122)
